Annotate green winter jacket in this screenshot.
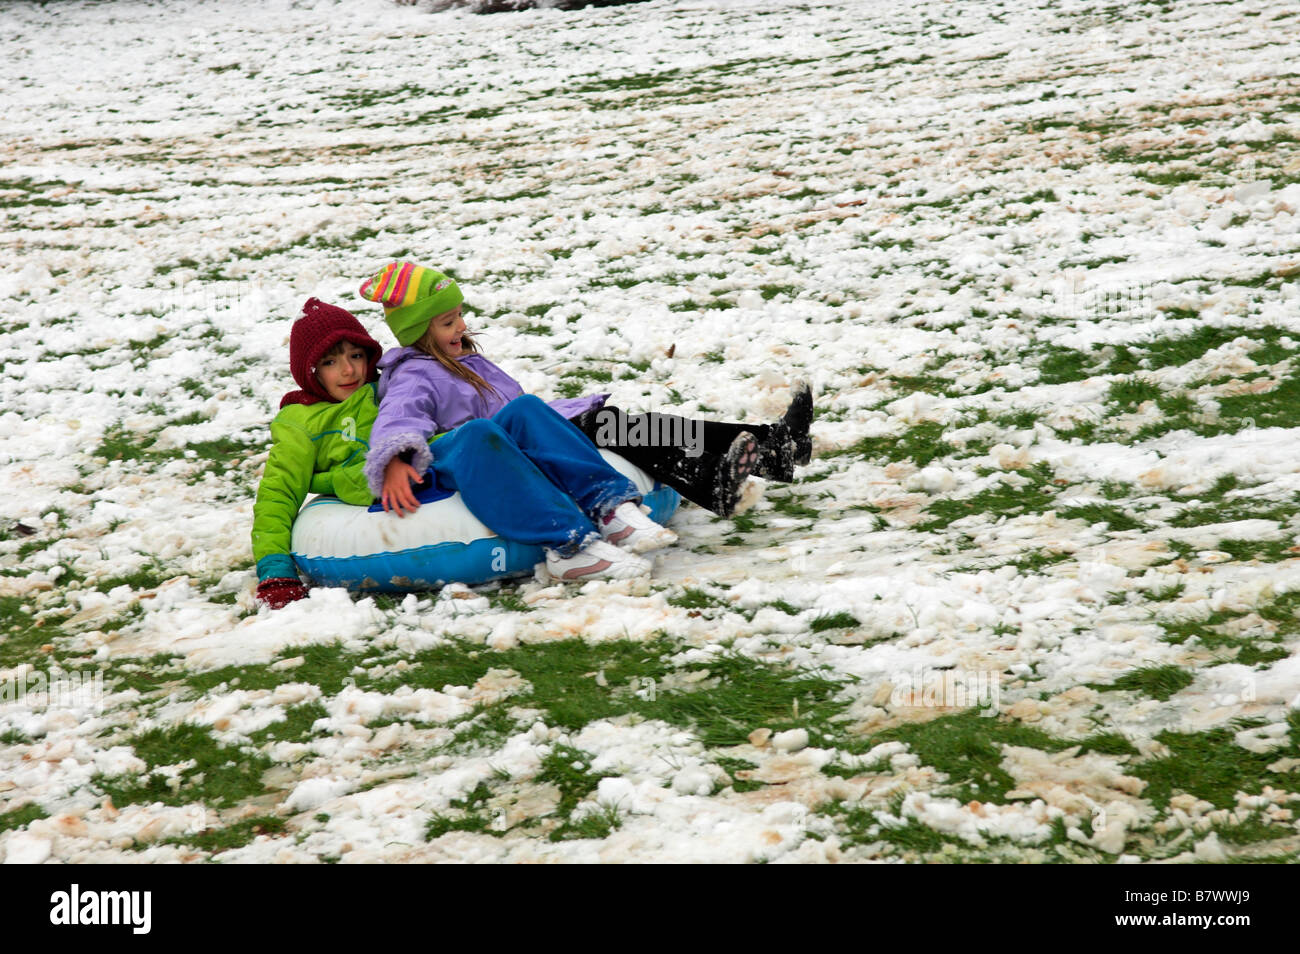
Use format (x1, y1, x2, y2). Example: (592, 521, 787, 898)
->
(251, 384, 380, 581)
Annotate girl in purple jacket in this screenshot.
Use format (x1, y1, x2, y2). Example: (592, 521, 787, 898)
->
(360, 262, 680, 582)
(359, 262, 814, 580)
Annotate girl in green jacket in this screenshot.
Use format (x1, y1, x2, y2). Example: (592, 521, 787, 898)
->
(250, 299, 385, 608)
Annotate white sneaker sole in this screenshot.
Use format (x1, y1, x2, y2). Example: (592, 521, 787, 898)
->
(546, 544, 651, 581)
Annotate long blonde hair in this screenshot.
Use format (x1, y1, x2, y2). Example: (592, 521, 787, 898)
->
(413, 324, 496, 398)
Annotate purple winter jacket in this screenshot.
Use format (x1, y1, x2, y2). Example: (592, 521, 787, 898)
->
(363, 347, 607, 496)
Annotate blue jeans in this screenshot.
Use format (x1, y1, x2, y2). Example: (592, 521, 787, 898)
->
(430, 395, 640, 555)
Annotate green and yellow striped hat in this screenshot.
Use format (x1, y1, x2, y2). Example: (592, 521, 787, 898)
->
(358, 261, 464, 347)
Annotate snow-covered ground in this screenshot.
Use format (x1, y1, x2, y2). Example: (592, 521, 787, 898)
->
(2, 0, 1300, 862)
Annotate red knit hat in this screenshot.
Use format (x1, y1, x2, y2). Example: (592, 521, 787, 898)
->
(280, 299, 383, 408)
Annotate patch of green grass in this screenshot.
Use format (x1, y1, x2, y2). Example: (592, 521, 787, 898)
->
(92, 421, 258, 484)
(1147, 581, 1187, 602)
(324, 83, 433, 111)
(767, 492, 820, 521)
(1002, 549, 1073, 574)
(1218, 371, 1300, 431)
(425, 811, 498, 840)
(1166, 475, 1259, 529)
(1136, 168, 1201, 186)
(809, 612, 859, 632)
(179, 377, 212, 399)
(187, 643, 379, 697)
(1106, 376, 1162, 414)
(861, 235, 914, 251)
(1056, 502, 1144, 532)
(1090, 665, 1193, 702)
(0, 595, 102, 669)
(758, 283, 799, 301)
(1211, 813, 1297, 846)
(1103, 142, 1201, 165)
(486, 588, 528, 613)
(1064, 250, 1130, 267)
(16, 537, 53, 560)
(765, 600, 802, 616)
(993, 409, 1041, 430)
(127, 333, 169, 356)
(1149, 325, 1288, 371)
(817, 799, 880, 849)
(875, 818, 982, 856)
(1133, 724, 1297, 810)
(1034, 326, 1290, 392)
(863, 711, 1074, 804)
(1238, 643, 1292, 674)
(94, 722, 274, 809)
(1158, 609, 1244, 648)
(1220, 271, 1278, 289)
(169, 815, 287, 853)
(1035, 344, 1091, 384)
(537, 743, 619, 841)
(1077, 732, 1140, 757)
(667, 588, 728, 610)
(563, 805, 624, 840)
(104, 654, 185, 694)
(249, 702, 329, 745)
(842, 420, 951, 467)
(566, 367, 614, 383)
(1132, 392, 1203, 441)
(0, 803, 48, 833)
(0, 594, 43, 662)
(1096, 480, 1133, 501)
(493, 638, 677, 730)
(917, 463, 1057, 531)
(1217, 538, 1294, 564)
(1256, 590, 1300, 627)
(568, 68, 685, 97)
(94, 423, 154, 462)
(888, 371, 953, 396)
(367, 644, 493, 703)
(715, 756, 764, 792)
(438, 706, 520, 756)
(637, 651, 848, 748)
(95, 566, 172, 594)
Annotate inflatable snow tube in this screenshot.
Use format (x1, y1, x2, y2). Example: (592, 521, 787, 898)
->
(290, 451, 680, 592)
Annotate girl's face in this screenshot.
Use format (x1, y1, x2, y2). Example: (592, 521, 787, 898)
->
(315, 343, 369, 402)
(429, 306, 467, 358)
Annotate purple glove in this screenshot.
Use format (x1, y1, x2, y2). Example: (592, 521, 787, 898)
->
(256, 577, 308, 609)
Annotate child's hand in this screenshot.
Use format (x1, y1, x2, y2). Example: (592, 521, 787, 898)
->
(382, 458, 423, 517)
(256, 577, 308, 609)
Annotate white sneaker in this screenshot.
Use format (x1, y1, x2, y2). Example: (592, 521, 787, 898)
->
(599, 502, 678, 553)
(546, 539, 651, 581)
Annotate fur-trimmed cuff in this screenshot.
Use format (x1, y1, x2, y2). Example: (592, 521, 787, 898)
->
(365, 432, 434, 497)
